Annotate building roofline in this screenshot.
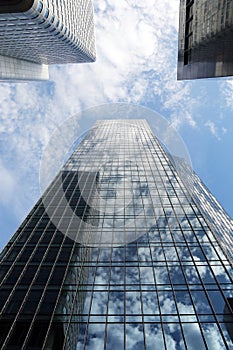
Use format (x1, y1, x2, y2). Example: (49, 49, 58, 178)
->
(0, 0, 34, 13)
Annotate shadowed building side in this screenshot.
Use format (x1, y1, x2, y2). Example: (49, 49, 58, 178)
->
(0, 170, 98, 349)
(178, 0, 233, 79)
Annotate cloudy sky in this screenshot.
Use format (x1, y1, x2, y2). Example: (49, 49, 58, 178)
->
(0, 0, 233, 250)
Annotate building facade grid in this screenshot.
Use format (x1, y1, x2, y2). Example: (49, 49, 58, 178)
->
(0, 120, 233, 349)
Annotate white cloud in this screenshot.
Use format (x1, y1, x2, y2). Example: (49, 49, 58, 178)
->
(221, 79, 233, 109)
(204, 120, 220, 140)
(0, 161, 16, 205)
(0, 161, 29, 219)
(203, 325, 229, 350)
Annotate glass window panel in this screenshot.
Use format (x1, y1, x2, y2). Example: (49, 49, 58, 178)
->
(145, 324, 165, 350)
(112, 247, 125, 261)
(160, 230, 173, 242)
(31, 246, 49, 262)
(164, 247, 178, 261)
(209, 289, 231, 315)
(108, 291, 124, 315)
(126, 291, 141, 314)
(39, 290, 59, 314)
(49, 265, 67, 284)
(201, 323, 227, 349)
(211, 265, 231, 284)
(0, 264, 10, 280)
(83, 323, 105, 350)
(148, 228, 161, 241)
(196, 265, 216, 284)
(169, 264, 186, 285)
(94, 266, 110, 285)
(154, 266, 170, 284)
(7, 322, 33, 348)
(44, 247, 59, 262)
(35, 266, 53, 284)
(106, 323, 124, 350)
(4, 290, 26, 314)
(20, 265, 38, 285)
(190, 290, 213, 314)
(182, 323, 206, 350)
(175, 291, 195, 316)
(140, 266, 154, 283)
(141, 291, 159, 314)
(190, 246, 206, 261)
(183, 264, 201, 284)
(126, 324, 144, 350)
(90, 291, 108, 315)
(126, 267, 139, 284)
(176, 246, 192, 261)
(21, 289, 43, 315)
(138, 247, 151, 261)
(158, 291, 177, 315)
(110, 266, 124, 284)
(4, 265, 24, 284)
(16, 247, 33, 262)
(163, 323, 186, 349)
(214, 246, 227, 260)
(201, 245, 220, 260)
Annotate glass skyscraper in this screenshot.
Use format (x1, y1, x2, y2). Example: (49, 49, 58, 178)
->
(178, 0, 233, 79)
(0, 119, 233, 349)
(0, 0, 96, 81)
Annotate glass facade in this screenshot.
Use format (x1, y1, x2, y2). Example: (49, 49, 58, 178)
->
(0, 119, 233, 349)
(0, 54, 49, 81)
(0, 0, 96, 81)
(178, 0, 233, 79)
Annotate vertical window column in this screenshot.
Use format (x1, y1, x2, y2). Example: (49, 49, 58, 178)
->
(184, 0, 194, 65)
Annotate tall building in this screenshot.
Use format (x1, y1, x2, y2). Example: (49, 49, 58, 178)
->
(0, 0, 96, 81)
(177, 0, 233, 79)
(0, 119, 233, 349)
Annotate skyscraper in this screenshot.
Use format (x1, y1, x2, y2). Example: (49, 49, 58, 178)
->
(0, 119, 233, 349)
(177, 0, 233, 79)
(0, 0, 96, 81)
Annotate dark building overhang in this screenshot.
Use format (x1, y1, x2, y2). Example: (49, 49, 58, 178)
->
(0, 0, 34, 13)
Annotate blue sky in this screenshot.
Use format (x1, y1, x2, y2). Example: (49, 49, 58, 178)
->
(0, 0, 233, 250)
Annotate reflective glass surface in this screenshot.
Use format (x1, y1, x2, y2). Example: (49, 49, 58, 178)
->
(0, 120, 233, 349)
(178, 0, 233, 79)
